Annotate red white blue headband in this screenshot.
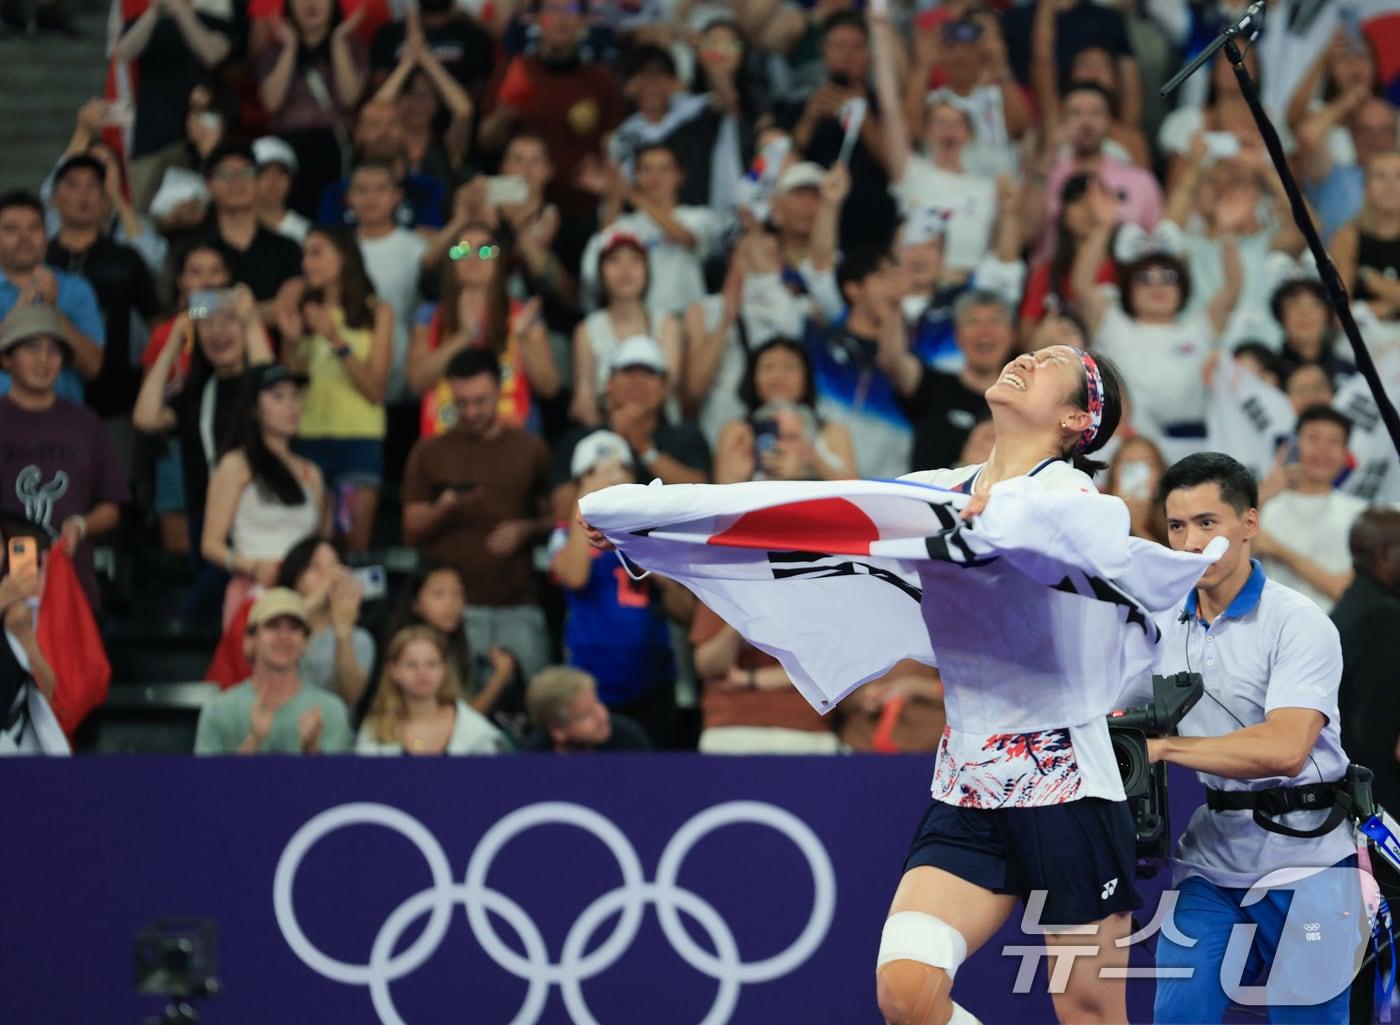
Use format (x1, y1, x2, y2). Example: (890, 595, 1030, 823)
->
(1073, 348, 1104, 454)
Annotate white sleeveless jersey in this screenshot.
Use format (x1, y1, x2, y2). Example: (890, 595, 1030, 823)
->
(903, 459, 1126, 807)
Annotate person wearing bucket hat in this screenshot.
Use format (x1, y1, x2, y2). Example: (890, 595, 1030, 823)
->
(0, 303, 128, 614)
(193, 586, 353, 755)
(0, 190, 104, 405)
(200, 361, 323, 627)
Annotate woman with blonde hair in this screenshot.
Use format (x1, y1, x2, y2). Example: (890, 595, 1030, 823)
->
(356, 625, 508, 755)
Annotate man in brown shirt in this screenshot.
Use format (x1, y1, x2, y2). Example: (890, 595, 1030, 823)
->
(402, 349, 553, 678)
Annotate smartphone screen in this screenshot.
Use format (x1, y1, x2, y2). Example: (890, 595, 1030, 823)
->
(351, 565, 387, 602)
(7, 537, 38, 580)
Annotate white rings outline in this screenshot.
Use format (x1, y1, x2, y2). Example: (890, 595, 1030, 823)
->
(273, 799, 837, 1025)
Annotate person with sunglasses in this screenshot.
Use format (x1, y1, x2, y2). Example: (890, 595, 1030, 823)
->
(1073, 179, 1242, 463)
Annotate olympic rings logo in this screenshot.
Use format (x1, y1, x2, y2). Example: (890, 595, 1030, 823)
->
(273, 800, 837, 1025)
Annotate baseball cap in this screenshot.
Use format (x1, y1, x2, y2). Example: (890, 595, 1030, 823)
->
(600, 231, 648, 262)
(53, 153, 107, 186)
(247, 587, 310, 632)
(608, 335, 667, 375)
(252, 136, 299, 173)
(570, 429, 635, 478)
(0, 304, 70, 357)
(776, 162, 824, 195)
(901, 207, 951, 247)
(248, 362, 309, 391)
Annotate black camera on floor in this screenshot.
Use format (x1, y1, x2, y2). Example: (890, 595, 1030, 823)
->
(1107, 672, 1203, 877)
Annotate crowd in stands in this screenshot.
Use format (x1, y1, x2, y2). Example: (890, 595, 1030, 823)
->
(3, 0, 1400, 759)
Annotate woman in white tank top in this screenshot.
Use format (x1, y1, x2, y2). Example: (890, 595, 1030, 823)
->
(201, 364, 325, 626)
(569, 233, 682, 424)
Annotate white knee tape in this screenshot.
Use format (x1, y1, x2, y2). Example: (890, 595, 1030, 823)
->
(876, 911, 970, 978)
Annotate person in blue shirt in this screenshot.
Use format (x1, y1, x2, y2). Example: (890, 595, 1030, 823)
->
(549, 429, 680, 748)
(0, 190, 103, 403)
(1129, 452, 1367, 1024)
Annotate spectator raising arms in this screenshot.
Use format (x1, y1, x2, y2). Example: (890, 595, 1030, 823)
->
(871, 7, 995, 275)
(135, 274, 273, 559)
(0, 530, 58, 755)
(110, 0, 233, 212)
(201, 363, 324, 623)
(194, 588, 353, 755)
(256, 0, 369, 217)
(371, 8, 475, 181)
(280, 226, 393, 552)
(356, 625, 509, 755)
(1073, 188, 1241, 461)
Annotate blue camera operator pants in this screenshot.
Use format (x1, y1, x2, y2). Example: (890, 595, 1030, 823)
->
(1154, 855, 1363, 1024)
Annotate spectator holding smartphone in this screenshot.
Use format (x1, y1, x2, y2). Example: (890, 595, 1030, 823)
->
(402, 349, 554, 680)
(194, 587, 353, 755)
(712, 338, 856, 484)
(0, 305, 126, 614)
(0, 524, 60, 755)
(279, 226, 392, 552)
(134, 275, 274, 562)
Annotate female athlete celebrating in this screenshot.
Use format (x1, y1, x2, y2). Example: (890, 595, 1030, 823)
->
(881, 344, 1131, 1025)
(581, 343, 1134, 1025)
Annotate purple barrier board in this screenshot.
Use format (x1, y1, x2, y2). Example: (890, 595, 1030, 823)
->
(0, 755, 1206, 1025)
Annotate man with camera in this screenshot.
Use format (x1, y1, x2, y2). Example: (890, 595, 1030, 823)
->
(1129, 452, 1365, 1023)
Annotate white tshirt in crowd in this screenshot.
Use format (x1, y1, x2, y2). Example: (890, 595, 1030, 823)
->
(354, 699, 509, 755)
(1093, 298, 1216, 447)
(270, 209, 310, 244)
(1259, 489, 1367, 612)
(358, 227, 428, 401)
(892, 155, 995, 272)
(581, 207, 725, 317)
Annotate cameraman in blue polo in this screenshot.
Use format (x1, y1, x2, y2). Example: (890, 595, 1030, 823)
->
(1123, 452, 1369, 1023)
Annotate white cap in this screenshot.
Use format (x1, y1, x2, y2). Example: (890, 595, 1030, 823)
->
(901, 206, 951, 247)
(608, 335, 667, 375)
(776, 161, 824, 195)
(571, 430, 635, 478)
(252, 136, 298, 173)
